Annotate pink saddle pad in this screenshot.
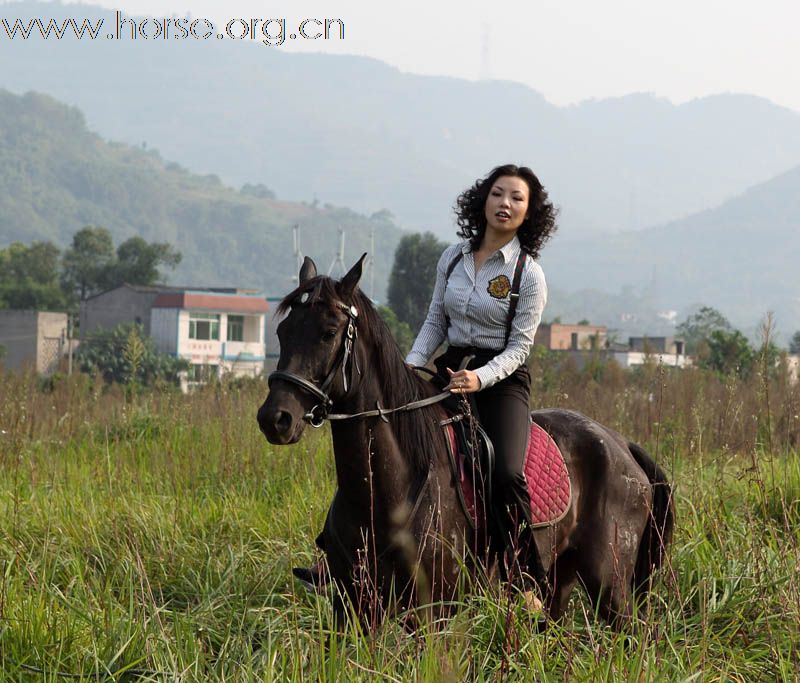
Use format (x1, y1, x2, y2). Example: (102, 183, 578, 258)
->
(449, 421, 572, 528)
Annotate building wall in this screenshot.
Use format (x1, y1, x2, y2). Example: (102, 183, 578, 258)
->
(171, 309, 266, 390)
(37, 312, 70, 374)
(265, 297, 283, 367)
(629, 336, 685, 355)
(150, 308, 180, 355)
(612, 350, 691, 369)
(535, 323, 607, 351)
(81, 287, 159, 337)
(0, 310, 68, 374)
(0, 310, 39, 371)
(787, 355, 799, 384)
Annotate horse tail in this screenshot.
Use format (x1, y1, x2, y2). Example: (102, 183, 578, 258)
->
(628, 441, 674, 595)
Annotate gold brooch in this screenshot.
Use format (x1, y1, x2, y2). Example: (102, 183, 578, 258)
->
(487, 275, 511, 299)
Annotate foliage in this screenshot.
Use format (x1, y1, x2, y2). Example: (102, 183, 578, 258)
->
(239, 183, 275, 199)
(111, 236, 182, 289)
(377, 305, 415, 357)
(701, 329, 756, 378)
(75, 323, 188, 386)
(790, 331, 800, 354)
(0, 240, 67, 310)
(2, 228, 182, 312)
(60, 225, 116, 303)
(676, 305, 731, 355)
(387, 231, 448, 332)
(60, 227, 181, 305)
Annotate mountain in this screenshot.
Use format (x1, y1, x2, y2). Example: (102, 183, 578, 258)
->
(0, 90, 405, 299)
(542, 166, 800, 336)
(3, 2, 800, 238)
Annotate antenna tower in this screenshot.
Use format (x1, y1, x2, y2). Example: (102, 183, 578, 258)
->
(291, 224, 303, 283)
(328, 227, 346, 277)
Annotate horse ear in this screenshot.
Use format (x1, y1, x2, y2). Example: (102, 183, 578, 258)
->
(339, 253, 367, 299)
(299, 256, 317, 284)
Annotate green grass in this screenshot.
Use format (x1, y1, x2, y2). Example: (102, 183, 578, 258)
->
(0, 374, 798, 681)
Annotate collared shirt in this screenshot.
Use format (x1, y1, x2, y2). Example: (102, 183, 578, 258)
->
(405, 236, 547, 390)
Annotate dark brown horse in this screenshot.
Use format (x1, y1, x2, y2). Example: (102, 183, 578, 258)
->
(257, 255, 674, 627)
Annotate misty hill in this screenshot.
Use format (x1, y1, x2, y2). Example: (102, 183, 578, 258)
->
(0, 90, 404, 298)
(542, 166, 800, 336)
(3, 2, 800, 239)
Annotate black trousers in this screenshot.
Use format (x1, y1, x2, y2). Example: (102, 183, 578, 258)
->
(433, 346, 539, 576)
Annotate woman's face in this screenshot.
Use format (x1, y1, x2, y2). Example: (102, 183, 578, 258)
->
(484, 175, 530, 236)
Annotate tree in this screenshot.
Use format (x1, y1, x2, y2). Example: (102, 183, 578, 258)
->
(240, 183, 275, 199)
(790, 331, 800, 354)
(702, 329, 755, 378)
(387, 232, 448, 333)
(60, 226, 116, 303)
(676, 306, 732, 355)
(110, 237, 182, 288)
(76, 323, 188, 386)
(378, 305, 415, 357)
(61, 227, 182, 299)
(0, 241, 67, 310)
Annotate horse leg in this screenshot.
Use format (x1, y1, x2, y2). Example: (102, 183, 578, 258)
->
(578, 526, 641, 628)
(545, 549, 579, 621)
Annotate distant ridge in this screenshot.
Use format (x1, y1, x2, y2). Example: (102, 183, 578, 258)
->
(2, 1, 800, 238)
(543, 165, 800, 334)
(0, 90, 405, 299)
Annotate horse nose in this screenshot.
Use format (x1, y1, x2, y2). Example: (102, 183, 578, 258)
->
(272, 409, 293, 434)
(258, 404, 294, 440)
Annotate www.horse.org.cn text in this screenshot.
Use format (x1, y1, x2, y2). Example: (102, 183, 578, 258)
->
(0, 12, 346, 47)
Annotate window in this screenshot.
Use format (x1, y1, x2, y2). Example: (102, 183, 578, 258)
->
(227, 315, 244, 342)
(189, 313, 220, 340)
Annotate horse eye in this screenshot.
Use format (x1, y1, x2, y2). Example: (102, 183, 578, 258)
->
(322, 329, 337, 342)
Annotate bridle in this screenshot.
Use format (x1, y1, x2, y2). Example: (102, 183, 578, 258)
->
(268, 299, 361, 427)
(267, 298, 452, 427)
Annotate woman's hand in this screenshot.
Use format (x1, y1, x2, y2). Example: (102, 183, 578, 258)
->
(445, 367, 481, 393)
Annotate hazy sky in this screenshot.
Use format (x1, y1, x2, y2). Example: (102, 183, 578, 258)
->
(34, 0, 797, 113)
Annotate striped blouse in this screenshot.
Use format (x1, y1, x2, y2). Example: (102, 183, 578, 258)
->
(404, 236, 547, 390)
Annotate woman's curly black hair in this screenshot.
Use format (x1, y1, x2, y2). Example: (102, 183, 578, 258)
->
(454, 164, 558, 259)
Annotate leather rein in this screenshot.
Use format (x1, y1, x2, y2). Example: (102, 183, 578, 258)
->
(267, 298, 453, 427)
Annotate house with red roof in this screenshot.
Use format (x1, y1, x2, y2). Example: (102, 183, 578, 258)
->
(80, 284, 269, 389)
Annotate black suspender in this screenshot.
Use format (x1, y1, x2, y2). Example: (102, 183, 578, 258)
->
(506, 250, 527, 346)
(443, 249, 528, 347)
(445, 251, 462, 281)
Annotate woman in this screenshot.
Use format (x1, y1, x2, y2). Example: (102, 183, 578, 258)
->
(405, 163, 556, 586)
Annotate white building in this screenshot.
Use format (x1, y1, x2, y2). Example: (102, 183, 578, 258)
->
(81, 285, 269, 389)
(150, 290, 268, 389)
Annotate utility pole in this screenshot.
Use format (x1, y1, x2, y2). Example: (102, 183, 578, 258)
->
(369, 227, 375, 300)
(328, 227, 346, 277)
(291, 224, 303, 282)
(67, 313, 73, 375)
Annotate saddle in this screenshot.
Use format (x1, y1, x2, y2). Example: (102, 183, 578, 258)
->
(439, 396, 572, 530)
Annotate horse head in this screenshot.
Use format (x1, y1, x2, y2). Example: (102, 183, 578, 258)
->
(257, 254, 367, 444)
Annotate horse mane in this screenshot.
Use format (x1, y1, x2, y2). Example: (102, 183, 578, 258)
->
(278, 276, 446, 476)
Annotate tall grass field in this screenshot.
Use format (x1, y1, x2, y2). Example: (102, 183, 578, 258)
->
(0, 355, 798, 681)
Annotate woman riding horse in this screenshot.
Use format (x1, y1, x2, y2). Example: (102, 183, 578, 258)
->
(405, 164, 556, 596)
(260, 167, 673, 627)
